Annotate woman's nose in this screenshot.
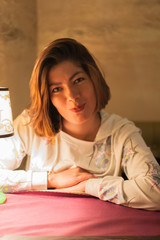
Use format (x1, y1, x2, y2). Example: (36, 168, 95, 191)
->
(66, 86, 79, 102)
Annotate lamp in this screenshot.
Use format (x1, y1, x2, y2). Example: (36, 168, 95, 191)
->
(0, 87, 14, 138)
(0, 87, 13, 204)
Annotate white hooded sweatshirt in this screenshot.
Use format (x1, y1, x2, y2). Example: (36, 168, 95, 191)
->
(0, 109, 160, 210)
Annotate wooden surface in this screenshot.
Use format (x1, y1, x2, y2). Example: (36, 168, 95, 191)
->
(37, 0, 160, 122)
(0, 235, 160, 240)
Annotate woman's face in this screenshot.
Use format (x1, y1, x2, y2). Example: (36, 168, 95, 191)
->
(48, 61, 97, 126)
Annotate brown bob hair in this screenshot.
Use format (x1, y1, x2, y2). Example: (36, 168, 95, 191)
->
(28, 38, 111, 138)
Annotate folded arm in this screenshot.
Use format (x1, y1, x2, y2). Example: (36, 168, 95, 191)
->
(85, 132, 160, 210)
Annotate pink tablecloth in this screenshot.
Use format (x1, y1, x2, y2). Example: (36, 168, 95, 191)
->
(0, 191, 160, 236)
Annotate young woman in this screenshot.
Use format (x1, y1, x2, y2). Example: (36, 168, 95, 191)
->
(0, 38, 160, 210)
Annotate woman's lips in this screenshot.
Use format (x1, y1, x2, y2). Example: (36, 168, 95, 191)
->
(70, 103, 86, 113)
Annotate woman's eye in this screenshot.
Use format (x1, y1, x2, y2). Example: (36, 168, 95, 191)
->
(52, 87, 62, 93)
(74, 78, 84, 84)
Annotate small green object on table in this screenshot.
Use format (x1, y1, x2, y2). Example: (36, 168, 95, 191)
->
(0, 191, 7, 204)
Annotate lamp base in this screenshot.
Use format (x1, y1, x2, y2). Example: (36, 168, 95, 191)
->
(0, 133, 14, 138)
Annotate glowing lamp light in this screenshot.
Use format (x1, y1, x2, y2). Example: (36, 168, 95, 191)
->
(0, 87, 14, 138)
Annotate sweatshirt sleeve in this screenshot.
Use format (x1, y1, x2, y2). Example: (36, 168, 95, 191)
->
(85, 127, 160, 211)
(0, 169, 47, 192)
(0, 110, 47, 192)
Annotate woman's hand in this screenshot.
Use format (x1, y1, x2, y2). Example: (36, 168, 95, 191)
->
(47, 167, 94, 189)
(54, 180, 88, 193)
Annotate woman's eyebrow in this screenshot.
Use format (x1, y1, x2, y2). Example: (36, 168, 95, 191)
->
(69, 71, 83, 81)
(49, 71, 83, 87)
(49, 82, 61, 87)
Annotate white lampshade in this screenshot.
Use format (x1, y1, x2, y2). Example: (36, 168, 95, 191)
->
(0, 87, 14, 138)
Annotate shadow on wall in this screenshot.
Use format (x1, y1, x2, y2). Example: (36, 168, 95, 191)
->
(135, 121, 160, 162)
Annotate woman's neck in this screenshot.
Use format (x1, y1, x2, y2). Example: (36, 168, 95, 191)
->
(62, 113, 101, 142)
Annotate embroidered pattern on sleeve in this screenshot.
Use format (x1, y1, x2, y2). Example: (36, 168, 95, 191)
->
(122, 140, 135, 177)
(93, 136, 111, 169)
(0, 177, 30, 193)
(146, 162, 160, 190)
(43, 137, 56, 145)
(1, 184, 23, 193)
(99, 184, 126, 204)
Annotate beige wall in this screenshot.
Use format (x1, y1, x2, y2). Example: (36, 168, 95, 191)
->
(37, 0, 160, 121)
(0, 0, 160, 121)
(0, 0, 37, 119)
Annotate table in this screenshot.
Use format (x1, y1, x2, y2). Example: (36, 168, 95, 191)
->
(0, 236, 160, 240)
(0, 191, 160, 237)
